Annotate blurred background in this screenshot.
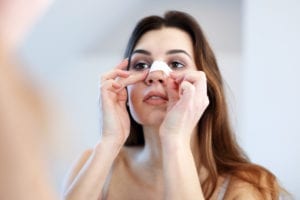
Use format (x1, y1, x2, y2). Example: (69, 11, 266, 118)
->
(19, 0, 299, 198)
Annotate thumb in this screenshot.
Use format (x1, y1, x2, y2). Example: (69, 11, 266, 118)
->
(178, 81, 194, 107)
(166, 78, 179, 107)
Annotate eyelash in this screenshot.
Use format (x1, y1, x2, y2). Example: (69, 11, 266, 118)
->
(131, 61, 151, 71)
(130, 60, 186, 71)
(168, 61, 185, 69)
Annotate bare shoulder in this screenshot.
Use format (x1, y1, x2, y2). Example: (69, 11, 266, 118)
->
(63, 146, 139, 189)
(63, 148, 94, 191)
(224, 176, 265, 200)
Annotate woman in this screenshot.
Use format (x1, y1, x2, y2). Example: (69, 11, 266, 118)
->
(64, 10, 284, 200)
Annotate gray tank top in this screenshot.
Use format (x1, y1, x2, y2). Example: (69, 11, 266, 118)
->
(217, 177, 230, 200)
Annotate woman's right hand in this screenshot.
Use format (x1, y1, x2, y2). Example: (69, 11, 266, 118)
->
(99, 59, 147, 146)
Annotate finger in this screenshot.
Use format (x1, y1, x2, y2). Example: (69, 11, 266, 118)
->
(117, 70, 148, 88)
(182, 72, 209, 110)
(101, 71, 147, 94)
(173, 80, 195, 110)
(101, 69, 130, 82)
(112, 81, 122, 89)
(100, 80, 127, 104)
(192, 72, 208, 100)
(170, 72, 184, 84)
(115, 58, 129, 70)
(180, 81, 195, 99)
(166, 78, 179, 106)
(172, 71, 208, 98)
(175, 71, 206, 84)
(117, 88, 128, 102)
(100, 79, 117, 91)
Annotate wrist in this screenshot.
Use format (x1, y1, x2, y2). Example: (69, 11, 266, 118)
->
(160, 134, 190, 153)
(100, 131, 128, 146)
(94, 136, 124, 157)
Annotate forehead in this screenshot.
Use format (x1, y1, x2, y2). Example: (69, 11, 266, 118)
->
(134, 27, 194, 57)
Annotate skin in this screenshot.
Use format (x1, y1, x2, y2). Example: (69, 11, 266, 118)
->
(64, 27, 264, 200)
(0, 0, 57, 199)
(125, 28, 208, 199)
(0, 0, 50, 52)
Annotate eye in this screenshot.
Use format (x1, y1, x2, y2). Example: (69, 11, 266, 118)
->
(132, 62, 150, 71)
(169, 61, 184, 69)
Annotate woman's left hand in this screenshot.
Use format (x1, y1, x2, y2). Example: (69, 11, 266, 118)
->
(159, 70, 209, 145)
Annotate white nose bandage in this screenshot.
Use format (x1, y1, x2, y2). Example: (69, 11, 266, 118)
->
(149, 61, 172, 76)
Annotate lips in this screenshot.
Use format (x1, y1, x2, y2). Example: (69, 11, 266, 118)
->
(143, 91, 168, 105)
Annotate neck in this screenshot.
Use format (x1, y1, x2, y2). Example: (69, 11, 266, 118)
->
(139, 125, 201, 170)
(131, 124, 208, 188)
(139, 125, 163, 169)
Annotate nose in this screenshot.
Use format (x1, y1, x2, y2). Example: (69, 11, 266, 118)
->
(145, 70, 167, 85)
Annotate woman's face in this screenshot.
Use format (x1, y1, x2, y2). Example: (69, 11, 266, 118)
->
(127, 27, 197, 126)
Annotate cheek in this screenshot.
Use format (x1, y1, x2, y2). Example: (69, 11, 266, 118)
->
(127, 85, 139, 105)
(127, 85, 143, 123)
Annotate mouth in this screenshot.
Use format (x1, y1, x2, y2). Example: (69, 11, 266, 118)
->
(143, 91, 168, 105)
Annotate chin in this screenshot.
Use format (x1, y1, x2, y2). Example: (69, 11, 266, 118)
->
(132, 113, 166, 127)
(146, 113, 167, 127)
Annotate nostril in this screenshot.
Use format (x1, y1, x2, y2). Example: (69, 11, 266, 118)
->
(145, 72, 166, 85)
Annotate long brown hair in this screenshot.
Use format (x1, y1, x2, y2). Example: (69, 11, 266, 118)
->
(123, 10, 281, 199)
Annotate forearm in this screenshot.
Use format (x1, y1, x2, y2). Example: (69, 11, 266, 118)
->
(65, 58, 140, 200)
(64, 139, 122, 200)
(0, 53, 57, 200)
(0, 123, 57, 200)
(161, 136, 205, 200)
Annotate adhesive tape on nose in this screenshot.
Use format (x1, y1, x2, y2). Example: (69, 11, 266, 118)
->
(149, 61, 172, 76)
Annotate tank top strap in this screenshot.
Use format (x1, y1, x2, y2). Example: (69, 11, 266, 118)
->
(217, 176, 231, 200)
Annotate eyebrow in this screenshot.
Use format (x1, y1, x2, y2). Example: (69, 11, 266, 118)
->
(131, 48, 192, 59)
(131, 49, 151, 56)
(166, 49, 192, 59)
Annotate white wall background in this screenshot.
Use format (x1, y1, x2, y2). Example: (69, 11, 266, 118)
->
(19, 0, 299, 198)
(242, 0, 300, 198)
